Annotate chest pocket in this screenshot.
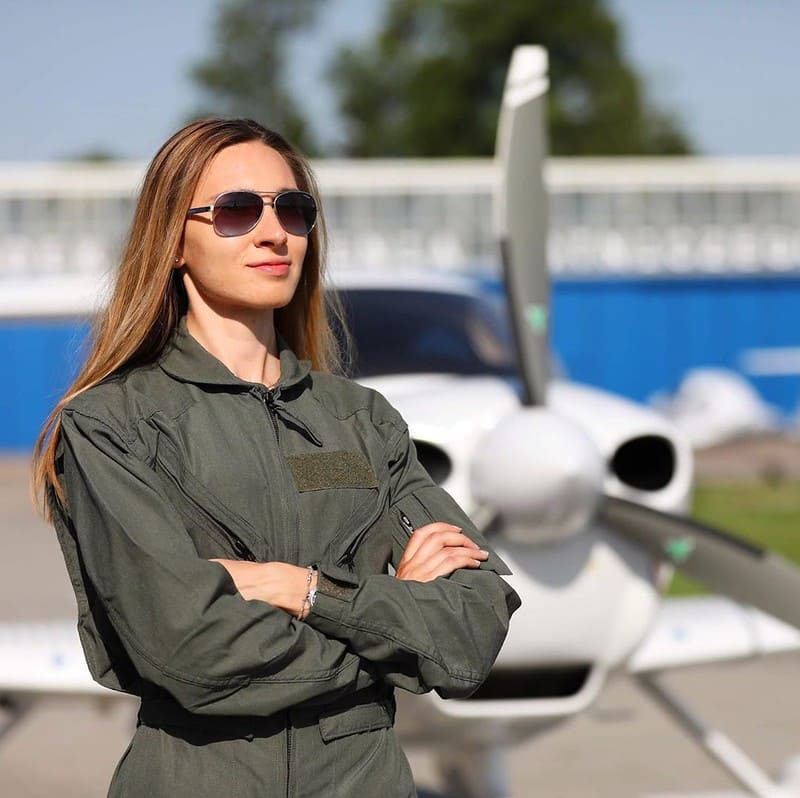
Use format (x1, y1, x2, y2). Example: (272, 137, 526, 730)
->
(152, 435, 268, 562)
(287, 450, 393, 579)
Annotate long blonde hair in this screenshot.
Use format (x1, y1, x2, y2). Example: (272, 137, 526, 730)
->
(32, 118, 344, 518)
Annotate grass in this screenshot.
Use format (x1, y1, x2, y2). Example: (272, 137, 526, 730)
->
(667, 480, 800, 596)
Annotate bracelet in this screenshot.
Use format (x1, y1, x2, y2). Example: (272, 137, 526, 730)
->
(297, 564, 318, 620)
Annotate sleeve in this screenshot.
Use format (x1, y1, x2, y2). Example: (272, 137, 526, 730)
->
(305, 412, 522, 698)
(56, 408, 377, 716)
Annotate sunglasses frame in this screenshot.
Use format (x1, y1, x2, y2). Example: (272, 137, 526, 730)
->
(186, 189, 318, 237)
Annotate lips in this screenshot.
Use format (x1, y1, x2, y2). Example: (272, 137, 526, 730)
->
(247, 261, 291, 275)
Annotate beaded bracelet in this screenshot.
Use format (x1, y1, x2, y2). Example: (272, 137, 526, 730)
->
(297, 564, 318, 620)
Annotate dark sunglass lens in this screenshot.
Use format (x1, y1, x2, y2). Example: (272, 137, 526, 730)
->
(213, 191, 263, 236)
(274, 192, 317, 236)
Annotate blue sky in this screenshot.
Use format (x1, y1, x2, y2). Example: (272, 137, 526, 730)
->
(1, 0, 798, 161)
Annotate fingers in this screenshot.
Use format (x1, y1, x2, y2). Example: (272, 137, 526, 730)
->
(396, 522, 490, 582)
(401, 522, 477, 563)
(408, 531, 481, 569)
(397, 545, 487, 582)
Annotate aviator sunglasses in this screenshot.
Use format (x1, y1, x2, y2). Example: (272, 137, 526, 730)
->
(186, 189, 318, 237)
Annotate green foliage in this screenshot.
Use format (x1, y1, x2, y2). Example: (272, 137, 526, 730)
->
(189, 0, 322, 153)
(669, 481, 800, 596)
(330, 0, 693, 156)
(66, 147, 120, 163)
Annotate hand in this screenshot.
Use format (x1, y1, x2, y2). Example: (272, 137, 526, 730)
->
(395, 522, 488, 583)
(210, 559, 317, 618)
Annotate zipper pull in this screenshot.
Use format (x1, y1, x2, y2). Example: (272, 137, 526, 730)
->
(399, 512, 415, 536)
(338, 550, 356, 571)
(232, 536, 256, 562)
(272, 399, 323, 447)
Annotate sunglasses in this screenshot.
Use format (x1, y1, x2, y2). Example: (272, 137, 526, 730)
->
(186, 189, 318, 237)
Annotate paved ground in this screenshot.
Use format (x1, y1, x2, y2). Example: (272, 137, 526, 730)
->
(693, 434, 800, 483)
(1, 448, 798, 797)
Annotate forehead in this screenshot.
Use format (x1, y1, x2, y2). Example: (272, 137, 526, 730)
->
(194, 141, 297, 200)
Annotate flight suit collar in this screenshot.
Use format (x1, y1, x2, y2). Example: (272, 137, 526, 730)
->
(158, 314, 313, 395)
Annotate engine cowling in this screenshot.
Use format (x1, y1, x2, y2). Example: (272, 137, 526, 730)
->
(470, 407, 605, 544)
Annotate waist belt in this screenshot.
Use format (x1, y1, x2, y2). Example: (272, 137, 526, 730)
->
(138, 685, 395, 741)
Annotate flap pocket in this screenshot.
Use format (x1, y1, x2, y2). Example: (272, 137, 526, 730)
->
(319, 701, 393, 742)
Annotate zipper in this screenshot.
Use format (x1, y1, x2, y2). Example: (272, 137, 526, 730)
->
(399, 511, 415, 536)
(286, 714, 294, 798)
(256, 387, 323, 447)
(334, 495, 381, 571)
(252, 386, 299, 564)
(159, 461, 257, 561)
(337, 532, 364, 571)
(263, 390, 281, 443)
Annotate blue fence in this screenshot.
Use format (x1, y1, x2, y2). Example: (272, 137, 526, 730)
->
(4, 275, 800, 451)
(551, 275, 800, 416)
(2, 320, 91, 451)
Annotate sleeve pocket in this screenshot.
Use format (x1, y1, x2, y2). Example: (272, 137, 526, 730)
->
(393, 490, 513, 576)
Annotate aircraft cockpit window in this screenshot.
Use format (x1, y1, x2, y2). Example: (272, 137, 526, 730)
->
(332, 289, 517, 379)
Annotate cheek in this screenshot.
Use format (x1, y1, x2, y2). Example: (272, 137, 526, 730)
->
(292, 236, 309, 265)
(183, 231, 240, 274)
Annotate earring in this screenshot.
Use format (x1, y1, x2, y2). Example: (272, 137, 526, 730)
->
(174, 257, 180, 264)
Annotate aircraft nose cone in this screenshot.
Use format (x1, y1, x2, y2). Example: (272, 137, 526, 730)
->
(470, 407, 605, 544)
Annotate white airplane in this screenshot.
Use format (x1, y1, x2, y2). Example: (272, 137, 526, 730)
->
(2, 46, 800, 798)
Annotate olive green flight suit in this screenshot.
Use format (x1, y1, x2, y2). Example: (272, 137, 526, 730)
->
(51, 315, 521, 797)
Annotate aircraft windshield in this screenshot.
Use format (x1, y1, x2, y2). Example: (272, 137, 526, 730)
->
(332, 288, 518, 379)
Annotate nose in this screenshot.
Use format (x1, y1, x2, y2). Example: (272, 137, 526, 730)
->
(253, 201, 288, 248)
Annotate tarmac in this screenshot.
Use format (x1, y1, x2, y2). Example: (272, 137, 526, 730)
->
(0, 448, 798, 798)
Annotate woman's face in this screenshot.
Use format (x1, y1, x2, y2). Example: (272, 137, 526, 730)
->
(179, 140, 308, 322)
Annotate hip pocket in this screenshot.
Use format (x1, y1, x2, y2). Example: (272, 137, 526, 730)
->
(318, 702, 413, 796)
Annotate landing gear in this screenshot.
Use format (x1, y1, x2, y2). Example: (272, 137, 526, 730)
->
(636, 672, 795, 798)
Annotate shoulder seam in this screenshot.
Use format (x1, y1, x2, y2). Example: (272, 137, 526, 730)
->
(62, 407, 137, 448)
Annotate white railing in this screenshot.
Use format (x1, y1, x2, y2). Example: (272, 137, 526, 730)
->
(1, 158, 799, 303)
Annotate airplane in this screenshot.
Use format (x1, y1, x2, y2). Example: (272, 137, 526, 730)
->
(2, 46, 800, 798)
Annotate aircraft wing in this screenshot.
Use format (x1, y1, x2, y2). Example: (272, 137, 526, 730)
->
(627, 595, 800, 674)
(0, 620, 109, 696)
(2, 600, 796, 694)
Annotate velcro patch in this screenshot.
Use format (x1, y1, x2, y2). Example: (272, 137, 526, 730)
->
(286, 450, 378, 491)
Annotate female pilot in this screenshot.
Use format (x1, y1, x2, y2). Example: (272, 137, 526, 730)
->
(32, 118, 519, 797)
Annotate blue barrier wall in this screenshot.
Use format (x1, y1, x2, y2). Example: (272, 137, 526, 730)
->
(4, 274, 800, 450)
(2, 320, 91, 451)
(550, 275, 800, 415)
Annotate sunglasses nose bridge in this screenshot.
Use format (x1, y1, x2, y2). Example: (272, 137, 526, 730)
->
(251, 197, 288, 242)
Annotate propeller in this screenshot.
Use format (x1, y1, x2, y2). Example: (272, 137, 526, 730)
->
(601, 497, 800, 629)
(493, 45, 800, 630)
(494, 45, 550, 407)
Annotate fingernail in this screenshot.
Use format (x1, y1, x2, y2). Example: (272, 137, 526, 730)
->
(479, 550, 489, 557)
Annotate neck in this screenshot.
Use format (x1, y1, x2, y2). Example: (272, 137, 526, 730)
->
(185, 305, 281, 388)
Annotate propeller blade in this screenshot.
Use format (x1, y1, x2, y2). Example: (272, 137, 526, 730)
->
(601, 495, 800, 630)
(494, 45, 551, 407)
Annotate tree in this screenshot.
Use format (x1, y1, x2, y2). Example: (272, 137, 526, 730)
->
(189, 0, 322, 153)
(329, 0, 692, 156)
(66, 147, 120, 163)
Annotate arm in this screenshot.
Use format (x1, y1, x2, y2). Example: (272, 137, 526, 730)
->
(304, 414, 522, 698)
(55, 409, 377, 716)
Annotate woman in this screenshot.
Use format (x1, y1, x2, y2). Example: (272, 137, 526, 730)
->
(32, 118, 520, 797)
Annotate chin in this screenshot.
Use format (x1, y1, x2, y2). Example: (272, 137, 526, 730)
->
(252, 290, 298, 311)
